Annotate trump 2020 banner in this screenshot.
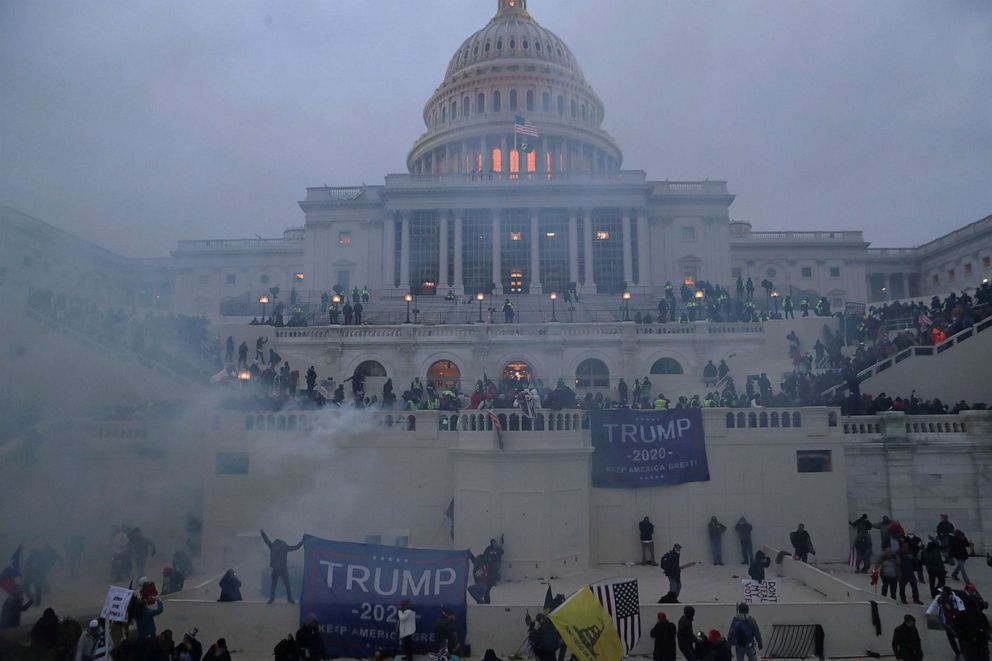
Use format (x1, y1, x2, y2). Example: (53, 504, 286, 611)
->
(299, 535, 470, 658)
(589, 409, 710, 487)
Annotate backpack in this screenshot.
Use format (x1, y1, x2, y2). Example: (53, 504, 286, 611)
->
(660, 552, 677, 575)
(731, 617, 754, 647)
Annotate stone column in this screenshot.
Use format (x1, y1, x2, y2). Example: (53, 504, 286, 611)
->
(460, 140, 468, 173)
(529, 208, 542, 294)
(501, 136, 508, 176)
(568, 209, 579, 285)
(492, 209, 503, 294)
(383, 215, 395, 290)
(541, 137, 549, 176)
(439, 211, 449, 290)
(582, 208, 595, 293)
(887, 273, 898, 301)
(636, 210, 650, 290)
(482, 136, 492, 174)
(453, 210, 464, 295)
(399, 210, 410, 290)
(622, 209, 634, 287)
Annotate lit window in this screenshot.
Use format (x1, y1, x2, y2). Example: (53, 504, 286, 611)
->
(797, 450, 832, 473)
(492, 148, 502, 172)
(510, 148, 520, 174)
(681, 226, 695, 241)
(294, 273, 304, 282)
(595, 230, 609, 240)
(682, 265, 698, 279)
(527, 150, 536, 172)
(801, 267, 813, 279)
(338, 232, 352, 246)
(830, 266, 841, 278)
(510, 232, 522, 241)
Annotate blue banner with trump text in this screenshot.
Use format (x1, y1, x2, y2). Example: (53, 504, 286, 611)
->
(590, 409, 710, 487)
(299, 535, 470, 658)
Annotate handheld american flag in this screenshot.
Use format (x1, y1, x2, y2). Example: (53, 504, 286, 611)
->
(591, 578, 641, 654)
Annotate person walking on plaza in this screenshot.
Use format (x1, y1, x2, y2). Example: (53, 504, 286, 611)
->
(937, 514, 955, 562)
(677, 606, 698, 661)
(878, 549, 900, 600)
(735, 517, 753, 566)
(260, 529, 303, 604)
(397, 599, 416, 661)
(75, 619, 100, 661)
(950, 529, 972, 583)
(708, 516, 727, 566)
(650, 612, 677, 661)
(296, 614, 326, 660)
(927, 586, 965, 658)
(640, 516, 657, 565)
(891, 614, 924, 661)
(790, 524, 815, 563)
(660, 544, 685, 602)
(255, 336, 267, 362)
(238, 341, 249, 367)
(921, 540, 947, 598)
(727, 603, 762, 661)
(898, 542, 923, 605)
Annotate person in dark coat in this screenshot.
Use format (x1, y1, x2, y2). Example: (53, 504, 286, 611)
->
(30, 607, 60, 652)
(342, 302, 354, 325)
(735, 517, 754, 566)
(218, 569, 242, 602)
(789, 524, 815, 562)
(650, 611, 677, 661)
(748, 550, 770, 581)
(296, 614, 326, 660)
(640, 516, 657, 565)
(176, 628, 203, 661)
(1, 588, 33, 629)
(203, 638, 232, 661)
(433, 607, 459, 655)
(134, 596, 164, 639)
(677, 606, 698, 661)
(526, 612, 560, 661)
(703, 629, 732, 661)
(891, 614, 924, 661)
(260, 529, 303, 603)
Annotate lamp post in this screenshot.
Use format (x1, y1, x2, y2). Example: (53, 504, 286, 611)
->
(621, 290, 632, 321)
(404, 292, 413, 324)
(549, 291, 558, 322)
(476, 292, 485, 323)
(330, 293, 341, 324)
(695, 289, 705, 320)
(259, 294, 270, 324)
(771, 289, 780, 315)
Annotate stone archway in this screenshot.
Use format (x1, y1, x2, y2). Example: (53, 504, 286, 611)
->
(427, 360, 461, 389)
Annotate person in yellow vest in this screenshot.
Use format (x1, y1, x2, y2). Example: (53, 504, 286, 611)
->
(654, 394, 668, 410)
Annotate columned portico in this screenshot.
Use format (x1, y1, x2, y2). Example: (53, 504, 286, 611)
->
(568, 209, 580, 285)
(636, 210, 650, 291)
(383, 216, 396, 289)
(399, 210, 410, 290)
(492, 209, 503, 295)
(582, 208, 595, 293)
(621, 209, 633, 287)
(439, 212, 449, 291)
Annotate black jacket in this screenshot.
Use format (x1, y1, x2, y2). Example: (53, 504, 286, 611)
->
(677, 616, 695, 655)
(891, 623, 923, 661)
(650, 620, 677, 661)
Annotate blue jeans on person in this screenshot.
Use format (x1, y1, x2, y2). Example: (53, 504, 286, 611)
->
(710, 538, 723, 565)
(735, 643, 758, 661)
(740, 539, 753, 565)
(669, 576, 681, 599)
(855, 541, 872, 572)
(952, 557, 970, 583)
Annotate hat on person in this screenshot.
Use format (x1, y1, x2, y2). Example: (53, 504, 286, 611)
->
(708, 629, 721, 643)
(399, 599, 411, 608)
(657, 612, 667, 621)
(184, 628, 198, 640)
(966, 583, 978, 594)
(88, 619, 100, 630)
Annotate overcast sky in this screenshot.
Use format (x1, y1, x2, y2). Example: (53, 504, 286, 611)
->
(1, 1, 990, 257)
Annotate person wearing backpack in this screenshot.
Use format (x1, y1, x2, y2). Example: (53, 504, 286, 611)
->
(727, 603, 762, 661)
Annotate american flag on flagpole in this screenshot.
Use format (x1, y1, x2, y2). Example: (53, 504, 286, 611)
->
(591, 578, 641, 654)
(514, 115, 539, 138)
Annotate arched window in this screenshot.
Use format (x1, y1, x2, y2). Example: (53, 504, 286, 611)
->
(650, 358, 684, 375)
(509, 89, 517, 111)
(441, 106, 447, 123)
(497, 38, 503, 50)
(526, 90, 535, 111)
(570, 99, 577, 118)
(477, 92, 485, 114)
(463, 96, 470, 116)
(427, 360, 461, 389)
(557, 95, 564, 115)
(503, 361, 533, 383)
(509, 38, 516, 49)
(492, 90, 501, 112)
(522, 38, 529, 50)
(484, 41, 491, 52)
(451, 100, 457, 118)
(353, 360, 387, 379)
(576, 358, 609, 388)
(582, 103, 587, 120)
(542, 92, 551, 112)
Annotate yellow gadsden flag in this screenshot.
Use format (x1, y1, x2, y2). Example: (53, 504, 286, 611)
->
(548, 586, 624, 661)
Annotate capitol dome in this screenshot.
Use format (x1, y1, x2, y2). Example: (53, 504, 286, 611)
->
(407, 0, 623, 176)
